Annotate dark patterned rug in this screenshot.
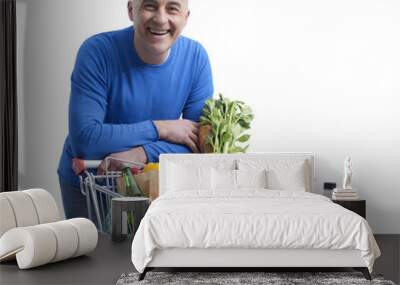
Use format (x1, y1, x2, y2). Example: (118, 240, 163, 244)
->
(116, 271, 396, 285)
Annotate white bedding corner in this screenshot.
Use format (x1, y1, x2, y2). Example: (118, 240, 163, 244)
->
(131, 190, 380, 273)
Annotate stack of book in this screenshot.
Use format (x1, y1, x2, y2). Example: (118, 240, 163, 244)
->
(332, 188, 359, 200)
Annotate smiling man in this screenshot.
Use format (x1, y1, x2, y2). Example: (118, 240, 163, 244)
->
(58, 0, 213, 219)
(131, 0, 187, 64)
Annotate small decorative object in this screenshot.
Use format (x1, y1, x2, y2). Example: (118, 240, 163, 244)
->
(332, 156, 358, 200)
(199, 93, 254, 153)
(342, 156, 353, 190)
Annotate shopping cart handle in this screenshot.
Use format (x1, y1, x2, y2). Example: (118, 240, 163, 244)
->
(72, 158, 102, 175)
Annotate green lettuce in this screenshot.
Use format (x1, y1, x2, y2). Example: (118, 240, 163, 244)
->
(199, 94, 254, 153)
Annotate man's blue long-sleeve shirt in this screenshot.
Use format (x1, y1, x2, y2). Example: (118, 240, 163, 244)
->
(58, 26, 213, 186)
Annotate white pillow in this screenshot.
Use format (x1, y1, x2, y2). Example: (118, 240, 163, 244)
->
(266, 165, 306, 191)
(212, 169, 237, 191)
(238, 159, 309, 191)
(236, 169, 268, 189)
(167, 163, 212, 192)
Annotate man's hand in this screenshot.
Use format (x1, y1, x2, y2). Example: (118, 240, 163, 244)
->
(97, 146, 147, 175)
(153, 119, 200, 153)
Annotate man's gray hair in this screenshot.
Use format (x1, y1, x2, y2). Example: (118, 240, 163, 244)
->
(130, 0, 189, 9)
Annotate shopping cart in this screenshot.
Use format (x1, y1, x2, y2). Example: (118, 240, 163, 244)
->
(73, 157, 145, 234)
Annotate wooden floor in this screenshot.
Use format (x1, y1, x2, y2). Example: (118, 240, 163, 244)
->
(0, 234, 398, 285)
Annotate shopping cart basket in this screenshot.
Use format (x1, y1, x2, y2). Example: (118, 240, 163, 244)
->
(73, 157, 145, 234)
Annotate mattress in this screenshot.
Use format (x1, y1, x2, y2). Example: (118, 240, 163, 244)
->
(131, 190, 380, 273)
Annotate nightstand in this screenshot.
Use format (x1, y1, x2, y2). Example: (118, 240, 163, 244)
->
(332, 199, 366, 219)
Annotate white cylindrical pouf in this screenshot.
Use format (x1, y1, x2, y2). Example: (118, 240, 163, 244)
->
(68, 218, 98, 257)
(24, 189, 61, 224)
(43, 221, 79, 262)
(0, 196, 17, 237)
(0, 226, 57, 269)
(0, 218, 97, 269)
(1, 192, 39, 227)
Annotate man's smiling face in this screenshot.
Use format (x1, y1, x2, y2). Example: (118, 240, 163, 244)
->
(128, 0, 190, 64)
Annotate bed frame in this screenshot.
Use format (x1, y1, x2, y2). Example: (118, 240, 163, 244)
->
(140, 248, 370, 280)
(138, 153, 372, 281)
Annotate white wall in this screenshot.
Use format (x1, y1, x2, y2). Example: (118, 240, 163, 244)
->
(16, 0, 131, 217)
(17, 0, 400, 233)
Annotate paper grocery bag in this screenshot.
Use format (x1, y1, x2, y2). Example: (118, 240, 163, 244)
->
(133, 170, 159, 201)
(148, 170, 159, 200)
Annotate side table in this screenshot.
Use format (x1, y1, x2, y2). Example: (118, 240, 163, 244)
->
(332, 199, 366, 219)
(112, 197, 150, 242)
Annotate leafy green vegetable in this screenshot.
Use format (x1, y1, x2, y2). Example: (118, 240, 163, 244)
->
(199, 94, 254, 153)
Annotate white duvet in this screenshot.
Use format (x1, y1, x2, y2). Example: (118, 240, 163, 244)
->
(131, 190, 380, 273)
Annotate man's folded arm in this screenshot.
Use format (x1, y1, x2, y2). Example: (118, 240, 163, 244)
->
(69, 82, 160, 159)
(69, 38, 159, 159)
(142, 44, 214, 162)
(142, 141, 192, 162)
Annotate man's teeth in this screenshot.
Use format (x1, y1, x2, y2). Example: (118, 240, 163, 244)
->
(149, 28, 169, 35)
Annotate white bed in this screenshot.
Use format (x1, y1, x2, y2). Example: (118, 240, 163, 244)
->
(131, 153, 380, 280)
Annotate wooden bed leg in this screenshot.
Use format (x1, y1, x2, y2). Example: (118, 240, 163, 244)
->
(354, 267, 372, 280)
(138, 268, 148, 281)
